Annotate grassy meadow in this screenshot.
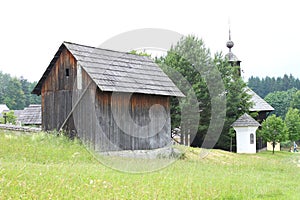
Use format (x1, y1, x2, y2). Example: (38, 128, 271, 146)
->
(1, 130, 300, 199)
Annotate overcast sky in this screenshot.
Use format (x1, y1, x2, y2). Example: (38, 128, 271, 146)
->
(0, 0, 299, 82)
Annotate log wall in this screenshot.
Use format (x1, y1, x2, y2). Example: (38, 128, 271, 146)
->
(41, 48, 76, 132)
(41, 47, 171, 151)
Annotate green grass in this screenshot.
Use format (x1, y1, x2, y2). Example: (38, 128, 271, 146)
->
(1, 130, 300, 199)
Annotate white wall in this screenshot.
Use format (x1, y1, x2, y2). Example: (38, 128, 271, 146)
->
(267, 142, 280, 151)
(233, 126, 259, 154)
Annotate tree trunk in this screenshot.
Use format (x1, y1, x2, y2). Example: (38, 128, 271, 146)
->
(272, 141, 275, 154)
(230, 136, 232, 152)
(180, 124, 184, 145)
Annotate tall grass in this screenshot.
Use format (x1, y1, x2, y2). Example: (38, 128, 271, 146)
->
(1, 130, 300, 199)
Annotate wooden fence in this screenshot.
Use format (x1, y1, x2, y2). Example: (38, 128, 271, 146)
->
(0, 124, 41, 132)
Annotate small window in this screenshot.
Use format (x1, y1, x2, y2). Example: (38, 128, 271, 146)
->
(250, 133, 254, 144)
(65, 68, 70, 77)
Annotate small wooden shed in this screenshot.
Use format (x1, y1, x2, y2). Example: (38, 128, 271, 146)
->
(232, 113, 261, 154)
(32, 42, 183, 152)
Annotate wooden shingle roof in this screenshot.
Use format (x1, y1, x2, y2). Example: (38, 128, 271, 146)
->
(246, 87, 274, 112)
(13, 110, 23, 120)
(18, 104, 41, 125)
(232, 113, 261, 127)
(32, 42, 184, 97)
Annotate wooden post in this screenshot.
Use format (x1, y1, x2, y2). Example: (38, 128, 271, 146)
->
(59, 81, 92, 131)
(230, 136, 232, 152)
(3, 113, 7, 124)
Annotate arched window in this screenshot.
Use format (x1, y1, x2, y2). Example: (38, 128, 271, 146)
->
(250, 133, 254, 144)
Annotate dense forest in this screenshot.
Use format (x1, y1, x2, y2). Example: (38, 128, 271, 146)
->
(248, 74, 300, 119)
(247, 74, 300, 98)
(0, 71, 40, 110)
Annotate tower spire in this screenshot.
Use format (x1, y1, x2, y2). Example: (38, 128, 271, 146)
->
(226, 25, 234, 53)
(225, 22, 241, 76)
(229, 24, 231, 40)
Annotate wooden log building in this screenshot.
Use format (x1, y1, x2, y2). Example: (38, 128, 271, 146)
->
(32, 42, 184, 152)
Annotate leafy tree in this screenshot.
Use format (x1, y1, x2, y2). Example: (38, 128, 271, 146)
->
(214, 52, 252, 149)
(264, 88, 296, 118)
(0, 71, 11, 103)
(129, 50, 151, 57)
(157, 35, 251, 150)
(19, 79, 41, 106)
(157, 35, 209, 146)
(290, 90, 300, 110)
(0, 111, 17, 125)
(285, 108, 300, 141)
(0, 71, 41, 109)
(258, 115, 288, 154)
(20, 77, 32, 107)
(4, 77, 25, 110)
(28, 81, 41, 105)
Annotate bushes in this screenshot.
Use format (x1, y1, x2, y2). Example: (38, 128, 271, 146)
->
(0, 111, 17, 124)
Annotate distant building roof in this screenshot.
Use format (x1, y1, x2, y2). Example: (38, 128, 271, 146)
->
(232, 113, 261, 127)
(0, 104, 9, 117)
(13, 110, 24, 121)
(32, 42, 184, 97)
(18, 104, 41, 125)
(246, 87, 274, 112)
(0, 104, 9, 113)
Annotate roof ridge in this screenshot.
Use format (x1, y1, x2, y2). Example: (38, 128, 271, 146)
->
(32, 42, 184, 97)
(63, 41, 149, 59)
(72, 50, 154, 64)
(246, 87, 274, 111)
(232, 113, 260, 127)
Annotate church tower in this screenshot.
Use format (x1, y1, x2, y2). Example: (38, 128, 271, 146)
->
(225, 28, 241, 76)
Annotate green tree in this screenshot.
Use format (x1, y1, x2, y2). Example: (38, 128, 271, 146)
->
(0, 111, 17, 125)
(290, 90, 300, 110)
(28, 81, 41, 105)
(258, 115, 288, 154)
(264, 88, 296, 118)
(285, 108, 300, 141)
(129, 50, 151, 57)
(248, 76, 264, 97)
(20, 77, 41, 106)
(214, 52, 252, 149)
(157, 35, 251, 150)
(0, 71, 11, 103)
(156, 35, 208, 146)
(4, 77, 25, 110)
(20, 77, 32, 107)
(0, 71, 40, 109)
